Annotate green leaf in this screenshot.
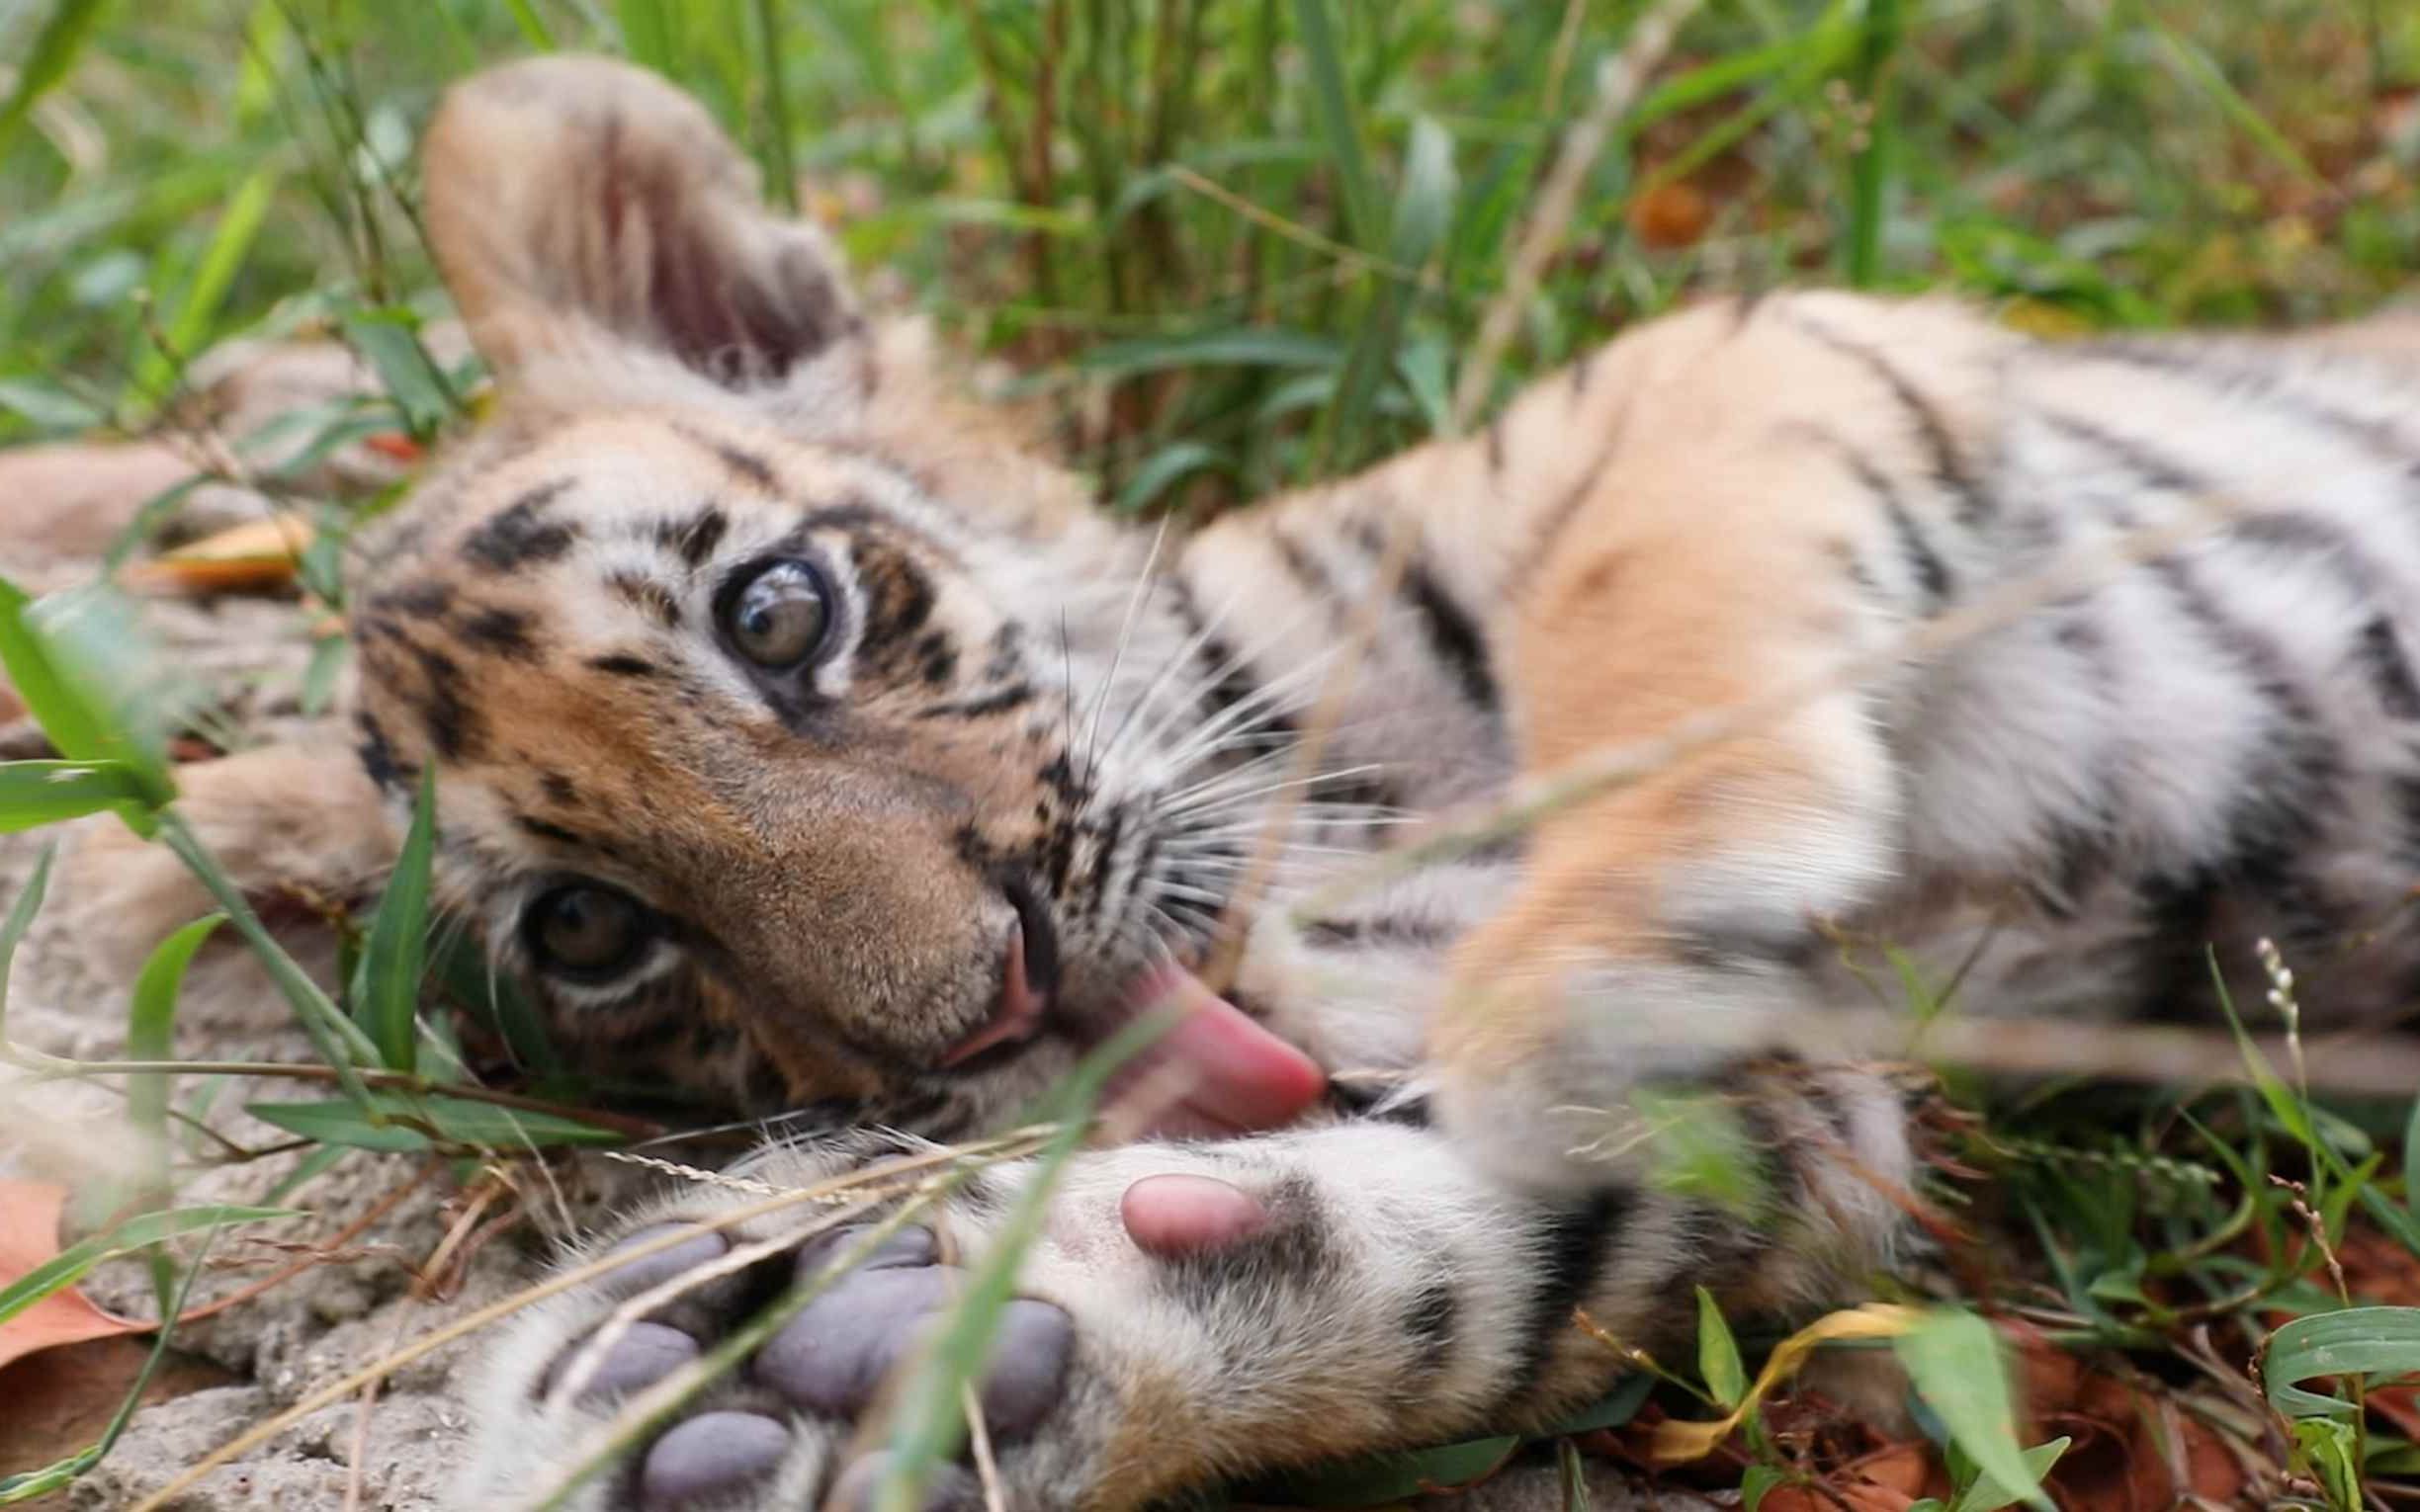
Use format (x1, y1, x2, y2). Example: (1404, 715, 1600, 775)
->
(0, 760, 154, 832)
(2291, 1417, 2364, 1512)
(339, 308, 456, 438)
(301, 632, 347, 717)
(0, 1205, 293, 1328)
(1322, 114, 1456, 462)
(1255, 1435, 1521, 1506)
(354, 768, 436, 1071)
(1114, 441, 1226, 514)
(1843, 0, 1906, 286)
(0, 843, 54, 1037)
(1741, 1465, 1790, 1512)
(2143, 21, 2325, 190)
(1538, 1371, 1653, 1434)
(1395, 336, 1453, 437)
(0, 579, 176, 816)
(499, 0, 556, 48)
(244, 1091, 628, 1153)
(1949, 1438, 2071, 1512)
(1081, 328, 1342, 378)
(1892, 1308, 2049, 1512)
(616, 0, 678, 72)
(2265, 1306, 2420, 1420)
(1697, 1287, 1748, 1408)
(126, 914, 224, 1145)
(0, 0, 110, 163)
(2404, 1093, 2419, 1222)
(1558, 1438, 1593, 1510)
(1291, 0, 1381, 248)
(130, 167, 280, 413)
(0, 377, 105, 433)
(1638, 1088, 1771, 1218)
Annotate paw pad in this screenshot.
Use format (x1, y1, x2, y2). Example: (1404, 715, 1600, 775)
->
(602, 1222, 732, 1295)
(639, 1409, 789, 1509)
(551, 1221, 1075, 1506)
(753, 1228, 1072, 1442)
(826, 1453, 983, 1512)
(548, 1320, 699, 1402)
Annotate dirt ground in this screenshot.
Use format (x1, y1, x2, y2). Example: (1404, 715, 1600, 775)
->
(0, 385, 1699, 1511)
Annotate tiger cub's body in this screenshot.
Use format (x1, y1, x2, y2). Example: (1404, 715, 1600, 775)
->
(101, 53, 2420, 1511)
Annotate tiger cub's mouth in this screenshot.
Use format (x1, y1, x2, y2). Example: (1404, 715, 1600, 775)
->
(933, 866, 1324, 1136)
(1093, 966, 1330, 1137)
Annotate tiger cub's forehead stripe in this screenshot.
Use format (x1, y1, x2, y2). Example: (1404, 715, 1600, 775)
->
(657, 506, 731, 568)
(670, 421, 782, 492)
(462, 478, 581, 570)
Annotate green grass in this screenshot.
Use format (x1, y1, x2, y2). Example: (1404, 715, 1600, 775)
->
(6, 0, 2420, 1508)
(4, 1, 2418, 497)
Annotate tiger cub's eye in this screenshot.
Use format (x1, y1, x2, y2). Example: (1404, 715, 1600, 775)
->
(524, 883, 649, 980)
(723, 558, 832, 669)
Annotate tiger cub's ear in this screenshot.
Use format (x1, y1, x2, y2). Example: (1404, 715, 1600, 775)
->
(422, 55, 858, 395)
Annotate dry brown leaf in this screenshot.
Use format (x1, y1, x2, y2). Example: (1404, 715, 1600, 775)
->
(1627, 180, 1712, 250)
(121, 514, 314, 596)
(0, 1181, 149, 1374)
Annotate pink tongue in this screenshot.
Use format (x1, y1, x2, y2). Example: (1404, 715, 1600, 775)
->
(1111, 972, 1327, 1135)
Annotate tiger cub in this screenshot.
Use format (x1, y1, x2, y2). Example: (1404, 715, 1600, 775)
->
(92, 51, 2420, 1511)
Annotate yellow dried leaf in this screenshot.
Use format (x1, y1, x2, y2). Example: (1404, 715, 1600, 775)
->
(1649, 1302, 1922, 1464)
(123, 514, 313, 595)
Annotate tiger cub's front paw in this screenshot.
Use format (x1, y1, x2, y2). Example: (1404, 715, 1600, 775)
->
(469, 1214, 1079, 1511)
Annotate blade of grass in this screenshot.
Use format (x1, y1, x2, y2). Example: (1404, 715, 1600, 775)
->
(0, 1227, 223, 1504)
(2143, 18, 2325, 190)
(340, 306, 460, 437)
(0, 0, 109, 163)
(1845, 0, 1906, 286)
(1448, 0, 1701, 431)
(499, 0, 557, 49)
(130, 166, 280, 416)
(750, 0, 798, 212)
(2266, 1306, 2420, 1419)
(614, 0, 679, 74)
(872, 1009, 1180, 1511)
(1696, 1286, 1748, 1407)
(155, 808, 385, 1099)
(0, 843, 54, 1040)
(0, 1205, 294, 1327)
(1292, 0, 1382, 248)
(245, 1090, 629, 1152)
(1892, 1308, 2051, 1512)
(354, 767, 435, 1071)
(126, 913, 224, 1159)
(0, 579, 175, 815)
(0, 760, 156, 833)
(1318, 113, 1455, 469)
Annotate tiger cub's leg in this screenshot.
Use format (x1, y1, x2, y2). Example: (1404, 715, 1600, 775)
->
(462, 1101, 1904, 1511)
(1429, 293, 2013, 1204)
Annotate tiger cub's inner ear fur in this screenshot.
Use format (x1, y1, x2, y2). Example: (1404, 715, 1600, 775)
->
(423, 54, 859, 397)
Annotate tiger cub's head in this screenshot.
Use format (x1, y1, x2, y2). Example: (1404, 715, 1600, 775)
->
(352, 56, 1253, 1134)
